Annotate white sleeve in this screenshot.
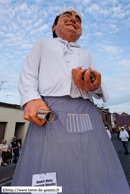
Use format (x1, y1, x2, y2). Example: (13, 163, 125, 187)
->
(9, 143, 12, 148)
(88, 53, 109, 103)
(19, 39, 42, 109)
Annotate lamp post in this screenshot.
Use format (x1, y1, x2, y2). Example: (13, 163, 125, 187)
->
(5, 95, 10, 103)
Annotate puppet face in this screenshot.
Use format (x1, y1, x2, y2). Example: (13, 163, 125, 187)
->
(52, 11, 82, 42)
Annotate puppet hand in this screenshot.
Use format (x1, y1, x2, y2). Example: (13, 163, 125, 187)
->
(24, 99, 49, 126)
(72, 67, 101, 91)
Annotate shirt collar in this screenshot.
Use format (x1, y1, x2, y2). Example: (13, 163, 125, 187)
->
(54, 37, 81, 47)
(54, 38, 81, 56)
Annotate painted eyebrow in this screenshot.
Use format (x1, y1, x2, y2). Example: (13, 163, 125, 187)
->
(63, 11, 81, 22)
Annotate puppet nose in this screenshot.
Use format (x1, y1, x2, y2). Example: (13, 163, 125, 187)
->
(70, 17, 76, 23)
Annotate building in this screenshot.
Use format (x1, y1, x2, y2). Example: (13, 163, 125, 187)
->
(0, 102, 29, 146)
(116, 113, 130, 131)
(120, 112, 129, 116)
(97, 107, 112, 131)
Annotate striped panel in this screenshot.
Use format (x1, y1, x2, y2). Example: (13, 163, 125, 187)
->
(67, 114, 93, 133)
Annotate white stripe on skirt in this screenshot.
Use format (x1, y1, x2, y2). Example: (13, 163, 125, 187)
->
(67, 114, 93, 133)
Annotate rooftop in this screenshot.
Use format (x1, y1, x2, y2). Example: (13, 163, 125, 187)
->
(0, 102, 21, 110)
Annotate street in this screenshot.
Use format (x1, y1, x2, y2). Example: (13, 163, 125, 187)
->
(111, 134, 130, 186)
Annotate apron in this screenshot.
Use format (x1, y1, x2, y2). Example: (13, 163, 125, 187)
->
(11, 96, 130, 194)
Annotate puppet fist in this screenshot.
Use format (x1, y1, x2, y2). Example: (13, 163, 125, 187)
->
(71, 67, 101, 91)
(24, 99, 49, 126)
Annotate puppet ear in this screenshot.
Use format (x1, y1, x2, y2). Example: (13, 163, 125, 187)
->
(52, 24, 56, 32)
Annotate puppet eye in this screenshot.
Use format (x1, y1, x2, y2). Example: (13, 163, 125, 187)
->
(66, 14, 70, 18)
(76, 18, 81, 23)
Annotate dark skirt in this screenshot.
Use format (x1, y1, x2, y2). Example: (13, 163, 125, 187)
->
(2, 151, 12, 162)
(11, 96, 130, 194)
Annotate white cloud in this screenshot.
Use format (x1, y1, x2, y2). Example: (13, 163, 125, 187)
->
(15, 37, 22, 41)
(99, 8, 109, 16)
(0, 7, 8, 18)
(6, 33, 15, 38)
(83, 0, 91, 4)
(0, 32, 5, 36)
(109, 24, 117, 29)
(125, 4, 130, 10)
(8, 55, 14, 58)
(112, 6, 122, 14)
(103, 45, 123, 55)
(19, 2, 28, 11)
(0, 0, 12, 4)
(35, 0, 43, 3)
(105, 70, 130, 93)
(61, 0, 91, 4)
(126, 10, 130, 16)
(118, 60, 130, 70)
(14, 51, 21, 54)
(87, 3, 100, 14)
(11, 22, 18, 29)
(43, 11, 48, 18)
(110, 4, 130, 20)
(1, 26, 7, 31)
(105, 102, 130, 114)
(99, 0, 119, 6)
(34, 19, 43, 27)
(12, 2, 28, 14)
(28, 20, 33, 24)
(30, 24, 49, 34)
(109, 0, 119, 5)
(121, 16, 130, 25)
(96, 32, 102, 36)
(84, 2, 129, 22)
(21, 44, 32, 49)
(26, 25, 33, 31)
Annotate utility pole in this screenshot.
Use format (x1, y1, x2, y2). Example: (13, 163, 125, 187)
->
(5, 95, 11, 103)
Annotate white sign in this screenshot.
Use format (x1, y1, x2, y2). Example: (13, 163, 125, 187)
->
(32, 172, 57, 194)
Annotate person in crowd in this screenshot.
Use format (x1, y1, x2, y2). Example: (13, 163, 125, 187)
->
(0, 139, 12, 166)
(120, 126, 129, 155)
(10, 7, 130, 194)
(9, 137, 20, 164)
(106, 126, 111, 139)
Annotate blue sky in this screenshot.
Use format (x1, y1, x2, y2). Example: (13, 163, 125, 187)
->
(0, 0, 130, 114)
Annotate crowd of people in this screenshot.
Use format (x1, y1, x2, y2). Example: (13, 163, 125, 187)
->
(0, 137, 20, 166)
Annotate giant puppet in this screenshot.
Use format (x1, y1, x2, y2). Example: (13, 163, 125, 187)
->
(11, 7, 130, 194)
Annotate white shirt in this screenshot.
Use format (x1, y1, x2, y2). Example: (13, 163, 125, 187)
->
(106, 130, 111, 139)
(120, 130, 129, 141)
(0, 143, 8, 151)
(19, 38, 109, 108)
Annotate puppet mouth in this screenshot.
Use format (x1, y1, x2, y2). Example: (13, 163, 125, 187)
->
(66, 24, 76, 30)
